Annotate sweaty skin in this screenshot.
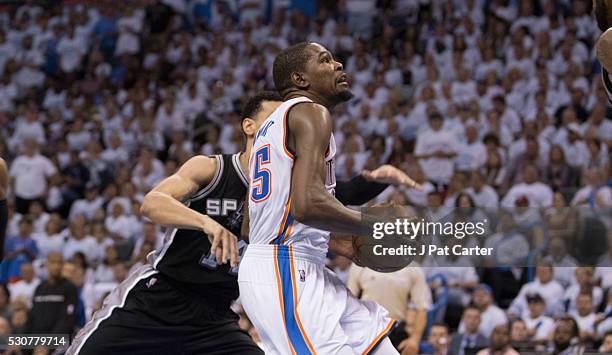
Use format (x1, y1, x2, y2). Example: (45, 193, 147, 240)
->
(288, 103, 366, 235)
(279, 43, 376, 237)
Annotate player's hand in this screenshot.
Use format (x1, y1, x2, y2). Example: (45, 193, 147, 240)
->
(202, 216, 239, 267)
(329, 233, 363, 266)
(398, 337, 419, 355)
(362, 165, 421, 189)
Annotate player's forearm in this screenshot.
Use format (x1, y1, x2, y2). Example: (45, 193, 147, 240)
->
(597, 29, 612, 72)
(141, 191, 210, 231)
(292, 188, 371, 236)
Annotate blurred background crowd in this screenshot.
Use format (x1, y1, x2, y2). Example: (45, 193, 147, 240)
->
(1, 0, 612, 353)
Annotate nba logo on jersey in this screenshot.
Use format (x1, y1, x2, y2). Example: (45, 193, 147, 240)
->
(299, 269, 306, 282)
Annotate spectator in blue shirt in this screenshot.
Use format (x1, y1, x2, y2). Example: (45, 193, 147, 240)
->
(0, 217, 38, 283)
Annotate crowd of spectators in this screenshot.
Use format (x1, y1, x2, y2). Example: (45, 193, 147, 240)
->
(1, 0, 612, 353)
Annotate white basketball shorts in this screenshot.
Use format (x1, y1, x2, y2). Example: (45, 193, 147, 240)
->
(238, 244, 395, 355)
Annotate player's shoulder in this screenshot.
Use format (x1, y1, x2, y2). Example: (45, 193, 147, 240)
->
(177, 155, 221, 184)
(0, 158, 6, 172)
(288, 102, 333, 129)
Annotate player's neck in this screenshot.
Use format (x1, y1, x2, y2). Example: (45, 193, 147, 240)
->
(285, 90, 335, 109)
(238, 151, 249, 173)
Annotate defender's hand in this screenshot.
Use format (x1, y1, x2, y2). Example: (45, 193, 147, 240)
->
(202, 216, 239, 267)
(362, 165, 421, 189)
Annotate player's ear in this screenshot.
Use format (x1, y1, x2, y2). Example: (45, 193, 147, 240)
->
(242, 118, 257, 137)
(291, 71, 309, 90)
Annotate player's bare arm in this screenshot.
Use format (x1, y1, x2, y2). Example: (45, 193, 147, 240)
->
(362, 165, 421, 189)
(141, 155, 238, 266)
(288, 103, 368, 235)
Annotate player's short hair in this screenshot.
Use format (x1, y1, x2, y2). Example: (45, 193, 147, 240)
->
(241, 91, 282, 121)
(273, 42, 313, 93)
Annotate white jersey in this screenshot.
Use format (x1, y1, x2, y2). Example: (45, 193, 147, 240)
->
(248, 96, 337, 256)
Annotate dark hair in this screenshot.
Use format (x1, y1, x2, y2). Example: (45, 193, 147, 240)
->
(241, 91, 282, 121)
(557, 316, 579, 338)
(273, 42, 313, 93)
(430, 322, 449, 331)
(18, 217, 32, 226)
(455, 192, 475, 208)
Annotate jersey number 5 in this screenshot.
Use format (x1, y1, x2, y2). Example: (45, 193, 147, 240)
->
(251, 145, 271, 202)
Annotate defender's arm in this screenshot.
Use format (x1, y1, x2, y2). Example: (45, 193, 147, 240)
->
(140, 155, 238, 266)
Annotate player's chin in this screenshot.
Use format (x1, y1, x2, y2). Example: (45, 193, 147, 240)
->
(336, 88, 354, 102)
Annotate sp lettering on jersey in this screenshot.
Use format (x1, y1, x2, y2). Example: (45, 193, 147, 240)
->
(206, 199, 238, 216)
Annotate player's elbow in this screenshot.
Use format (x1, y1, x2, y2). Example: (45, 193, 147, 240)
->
(140, 192, 157, 218)
(291, 192, 327, 225)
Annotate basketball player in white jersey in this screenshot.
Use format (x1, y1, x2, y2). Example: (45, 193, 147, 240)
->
(238, 42, 400, 354)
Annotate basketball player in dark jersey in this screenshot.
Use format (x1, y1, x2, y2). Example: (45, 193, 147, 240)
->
(0, 158, 7, 261)
(68, 92, 417, 354)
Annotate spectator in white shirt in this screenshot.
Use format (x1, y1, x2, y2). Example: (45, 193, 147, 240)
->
(100, 132, 129, 166)
(63, 216, 97, 263)
(415, 111, 459, 186)
(104, 202, 133, 241)
(9, 139, 57, 214)
(131, 148, 165, 193)
(521, 293, 555, 343)
(10, 108, 45, 149)
(27, 200, 48, 234)
(460, 284, 508, 338)
(456, 121, 487, 172)
(564, 267, 603, 314)
(502, 164, 553, 208)
(562, 123, 589, 170)
(571, 168, 612, 208)
(582, 103, 612, 143)
(571, 292, 597, 342)
(542, 237, 577, 288)
(492, 95, 521, 138)
(69, 185, 104, 221)
(8, 262, 39, 307)
(465, 170, 499, 208)
(90, 223, 114, 265)
(508, 265, 564, 319)
(32, 214, 65, 259)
